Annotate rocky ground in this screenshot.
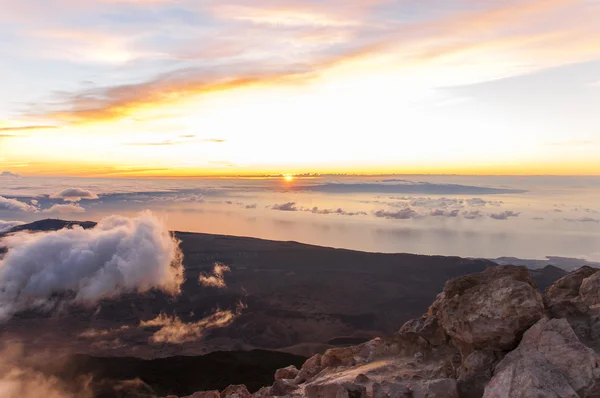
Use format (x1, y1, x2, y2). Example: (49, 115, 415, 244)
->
(175, 264, 600, 398)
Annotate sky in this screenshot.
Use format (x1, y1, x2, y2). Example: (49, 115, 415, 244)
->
(0, 0, 599, 176)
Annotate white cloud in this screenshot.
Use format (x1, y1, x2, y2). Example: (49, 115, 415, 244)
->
(42, 203, 85, 214)
(374, 208, 421, 219)
(489, 211, 521, 220)
(430, 209, 460, 217)
(140, 302, 246, 344)
(199, 263, 230, 288)
(0, 196, 38, 212)
(54, 188, 99, 202)
(0, 212, 183, 321)
(272, 202, 299, 211)
(0, 220, 24, 234)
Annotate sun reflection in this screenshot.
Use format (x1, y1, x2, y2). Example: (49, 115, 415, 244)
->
(284, 175, 294, 182)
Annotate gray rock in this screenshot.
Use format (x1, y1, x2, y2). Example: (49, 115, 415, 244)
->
(271, 379, 299, 396)
(371, 382, 411, 398)
(399, 315, 447, 347)
(183, 391, 221, 398)
(411, 378, 459, 398)
(546, 266, 598, 301)
(580, 270, 600, 306)
(484, 318, 600, 397)
(457, 351, 502, 398)
(430, 265, 544, 353)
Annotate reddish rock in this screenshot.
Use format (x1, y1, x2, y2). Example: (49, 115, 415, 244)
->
(546, 266, 599, 301)
(430, 265, 544, 353)
(221, 385, 251, 398)
(274, 365, 299, 380)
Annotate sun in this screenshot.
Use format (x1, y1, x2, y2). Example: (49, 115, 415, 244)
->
(284, 175, 294, 182)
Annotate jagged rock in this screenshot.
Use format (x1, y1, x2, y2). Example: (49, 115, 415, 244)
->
(372, 381, 411, 398)
(184, 392, 221, 398)
(457, 351, 502, 398)
(484, 318, 600, 397)
(251, 387, 272, 398)
(410, 378, 459, 398)
(305, 382, 366, 398)
(580, 270, 600, 306)
(295, 354, 324, 384)
(271, 379, 299, 396)
(321, 345, 361, 368)
(430, 265, 544, 353)
(398, 315, 447, 347)
(275, 365, 300, 380)
(221, 385, 251, 398)
(546, 266, 598, 301)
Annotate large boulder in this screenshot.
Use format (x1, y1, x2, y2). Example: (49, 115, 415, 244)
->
(430, 265, 545, 353)
(483, 318, 600, 397)
(271, 379, 299, 396)
(580, 271, 600, 306)
(546, 266, 599, 301)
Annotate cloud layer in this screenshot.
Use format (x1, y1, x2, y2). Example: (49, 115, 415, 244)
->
(0, 212, 183, 321)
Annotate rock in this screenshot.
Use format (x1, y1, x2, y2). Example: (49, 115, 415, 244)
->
(271, 379, 299, 396)
(484, 318, 600, 397)
(372, 382, 411, 398)
(305, 382, 366, 398)
(580, 270, 600, 306)
(457, 351, 501, 398)
(398, 315, 447, 347)
(183, 392, 221, 398)
(410, 378, 459, 398)
(183, 392, 220, 398)
(430, 265, 544, 353)
(275, 365, 300, 380)
(221, 385, 251, 398)
(295, 354, 324, 384)
(251, 387, 272, 398)
(546, 266, 598, 301)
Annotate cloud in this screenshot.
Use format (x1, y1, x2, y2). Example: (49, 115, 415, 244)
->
(0, 196, 38, 212)
(430, 209, 460, 217)
(42, 203, 86, 214)
(489, 210, 521, 220)
(198, 263, 230, 288)
(0, 171, 20, 178)
(54, 188, 99, 201)
(272, 202, 299, 211)
(565, 217, 600, 223)
(0, 349, 83, 398)
(0, 220, 24, 234)
(0, 125, 58, 132)
(374, 208, 421, 220)
(123, 136, 226, 146)
(140, 302, 246, 344)
(463, 210, 484, 220)
(245, 203, 257, 209)
(0, 212, 183, 321)
(307, 206, 367, 216)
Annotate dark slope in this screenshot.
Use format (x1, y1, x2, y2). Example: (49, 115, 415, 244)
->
(48, 350, 306, 397)
(0, 219, 564, 360)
